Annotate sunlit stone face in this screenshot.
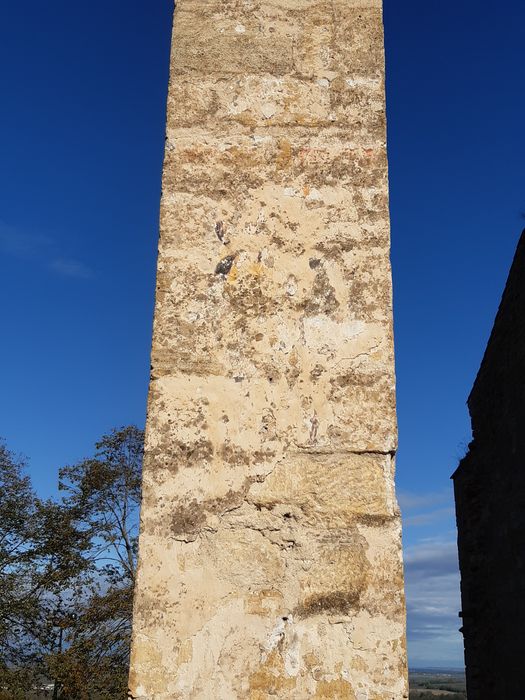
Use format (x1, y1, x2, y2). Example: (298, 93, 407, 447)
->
(129, 1, 408, 697)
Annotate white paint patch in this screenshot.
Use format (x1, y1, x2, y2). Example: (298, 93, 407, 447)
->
(303, 316, 365, 353)
(346, 76, 382, 89)
(235, 24, 246, 33)
(261, 102, 277, 119)
(305, 187, 323, 202)
(284, 631, 300, 677)
(317, 78, 330, 88)
(275, 320, 302, 351)
(283, 187, 297, 197)
(262, 618, 286, 660)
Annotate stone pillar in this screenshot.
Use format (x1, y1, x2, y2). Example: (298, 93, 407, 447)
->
(129, 1, 407, 698)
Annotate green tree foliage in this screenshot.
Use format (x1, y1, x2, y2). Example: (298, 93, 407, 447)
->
(59, 425, 142, 585)
(0, 440, 42, 696)
(0, 426, 144, 700)
(48, 426, 143, 699)
(0, 442, 88, 697)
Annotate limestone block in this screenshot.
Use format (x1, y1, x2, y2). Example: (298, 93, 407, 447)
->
(167, 74, 385, 137)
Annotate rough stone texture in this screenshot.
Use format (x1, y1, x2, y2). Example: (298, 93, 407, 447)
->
(129, 1, 408, 697)
(453, 229, 525, 700)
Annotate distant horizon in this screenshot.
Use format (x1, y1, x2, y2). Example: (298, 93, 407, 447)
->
(409, 667, 465, 672)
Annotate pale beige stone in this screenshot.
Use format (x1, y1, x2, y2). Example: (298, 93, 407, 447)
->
(130, 0, 407, 697)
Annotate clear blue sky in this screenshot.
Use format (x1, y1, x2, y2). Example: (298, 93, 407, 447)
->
(1, 0, 524, 668)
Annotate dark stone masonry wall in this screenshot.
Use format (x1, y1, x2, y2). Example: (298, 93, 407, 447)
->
(453, 229, 525, 700)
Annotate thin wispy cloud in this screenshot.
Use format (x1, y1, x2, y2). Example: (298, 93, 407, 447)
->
(399, 488, 457, 530)
(0, 223, 53, 258)
(398, 489, 450, 511)
(0, 221, 93, 280)
(404, 507, 456, 527)
(49, 258, 93, 279)
(405, 538, 459, 578)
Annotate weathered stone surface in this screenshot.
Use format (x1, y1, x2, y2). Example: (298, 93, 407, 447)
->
(130, 0, 407, 697)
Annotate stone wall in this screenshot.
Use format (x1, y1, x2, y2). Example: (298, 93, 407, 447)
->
(129, 1, 408, 697)
(453, 229, 525, 700)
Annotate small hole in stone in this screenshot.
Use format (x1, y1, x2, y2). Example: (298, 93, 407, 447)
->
(282, 616, 288, 622)
(268, 377, 273, 382)
(283, 512, 292, 519)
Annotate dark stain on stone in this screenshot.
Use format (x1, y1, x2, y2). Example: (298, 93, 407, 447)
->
(170, 481, 254, 539)
(215, 220, 228, 244)
(357, 513, 396, 527)
(225, 277, 277, 324)
(207, 488, 246, 515)
(171, 500, 206, 538)
(309, 258, 321, 269)
(315, 240, 354, 259)
(332, 366, 390, 399)
(294, 590, 361, 619)
(285, 364, 300, 389)
(260, 409, 277, 439)
(301, 268, 339, 316)
(215, 254, 236, 275)
(173, 439, 214, 468)
(252, 449, 276, 463)
(310, 364, 325, 382)
(219, 442, 251, 466)
(143, 445, 179, 474)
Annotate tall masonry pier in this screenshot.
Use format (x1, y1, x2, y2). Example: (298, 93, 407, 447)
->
(129, 1, 408, 697)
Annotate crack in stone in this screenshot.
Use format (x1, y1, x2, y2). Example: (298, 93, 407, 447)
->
(291, 446, 395, 456)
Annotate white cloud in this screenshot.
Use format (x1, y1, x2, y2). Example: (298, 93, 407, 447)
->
(400, 489, 463, 665)
(404, 537, 463, 668)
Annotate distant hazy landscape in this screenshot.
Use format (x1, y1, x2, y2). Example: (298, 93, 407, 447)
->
(409, 669, 466, 698)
